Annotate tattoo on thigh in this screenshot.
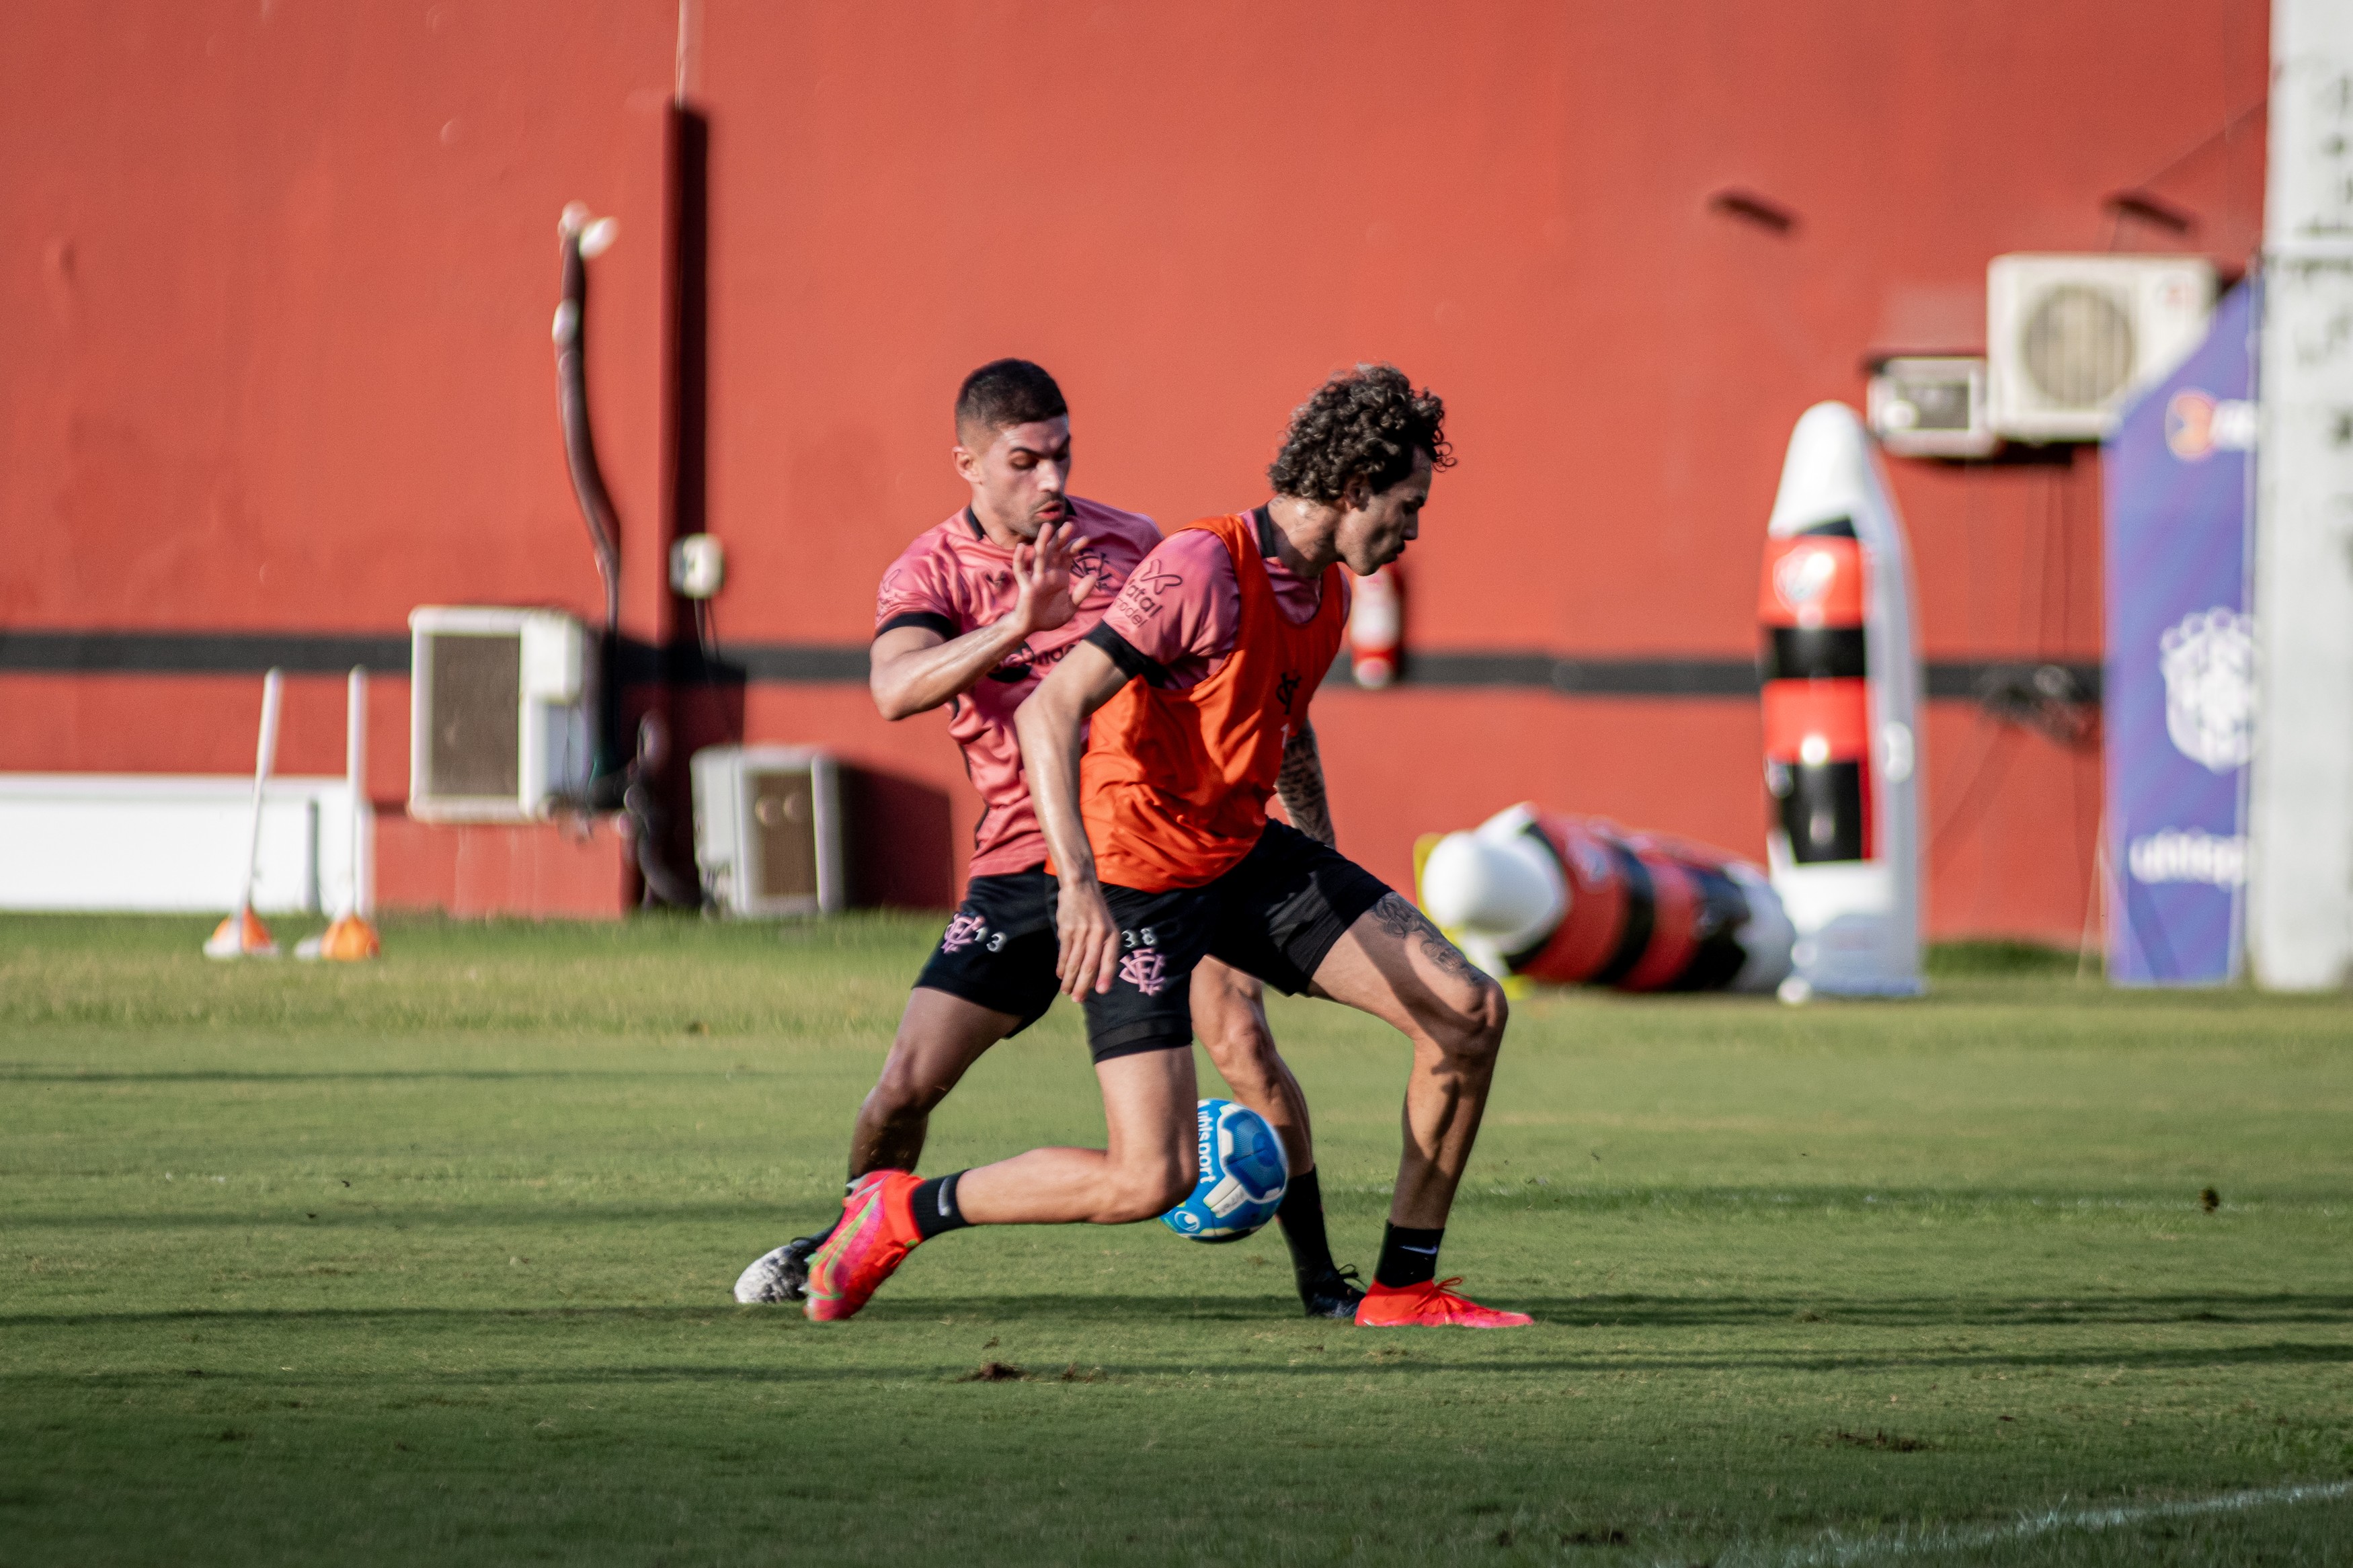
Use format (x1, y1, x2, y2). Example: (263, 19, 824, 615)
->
(1371, 893, 1486, 987)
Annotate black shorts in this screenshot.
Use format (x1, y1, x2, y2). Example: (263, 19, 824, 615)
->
(911, 870, 1063, 1035)
(1080, 821, 1393, 1063)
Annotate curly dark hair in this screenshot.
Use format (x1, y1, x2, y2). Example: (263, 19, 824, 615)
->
(1265, 364, 1453, 504)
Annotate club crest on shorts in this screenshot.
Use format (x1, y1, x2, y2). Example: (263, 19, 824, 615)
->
(941, 913, 987, 952)
(1117, 947, 1169, 995)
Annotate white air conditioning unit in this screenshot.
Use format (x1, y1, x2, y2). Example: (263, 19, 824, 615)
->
(691, 745, 846, 915)
(407, 607, 594, 823)
(1987, 253, 2215, 441)
(1866, 356, 1996, 458)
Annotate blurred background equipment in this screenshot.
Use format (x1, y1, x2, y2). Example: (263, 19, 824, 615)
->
(0, 772, 361, 917)
(669, 534, 724, 600)
(550, 200, 701, 909)
(670, 532, 727, 674)
(553, 202, 627, 799)
(1987, 254, 2217, 442)
(1346, 563, 1402, 688)
(1759, 404, 1924, 998)
(2102, 281, 2257, 985)
(406, 607, 594, 823)
(1419, 803, 1793, 994)
(691, 744, 845, 915)
(204, 668, 286, 958)
(1866, 357, 1995, 459)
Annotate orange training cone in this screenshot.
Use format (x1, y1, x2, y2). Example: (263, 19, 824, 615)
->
(317, 914, 381, 961)
(204, 908, 280, 959)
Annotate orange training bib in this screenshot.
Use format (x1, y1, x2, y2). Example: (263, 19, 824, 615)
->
(1080, 511, 1347, 891)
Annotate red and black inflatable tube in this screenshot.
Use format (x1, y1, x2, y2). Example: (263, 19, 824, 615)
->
(1759, 522, 1874, 864)
(1509, 815, 1757, 993)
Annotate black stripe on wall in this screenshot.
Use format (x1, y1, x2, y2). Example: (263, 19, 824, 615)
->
(0, 630, 2099, 702)
(1405, 653, 1764, 696)
(0, 630, 411, 674)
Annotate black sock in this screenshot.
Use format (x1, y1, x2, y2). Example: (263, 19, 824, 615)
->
(799, 1171, 871, 1250)
(910, 1171, 971, 1241)
(1275, 1167, 1338, 1286)
(1373, 1223, 1445, 1289)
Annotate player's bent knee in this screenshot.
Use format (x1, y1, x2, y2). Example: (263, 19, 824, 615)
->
(1469, 975, 1508, 1041)
(1431, 977, 1508, 1065)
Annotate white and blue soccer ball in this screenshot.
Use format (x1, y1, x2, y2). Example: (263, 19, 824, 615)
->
(1161, 1098, 1289, 1243)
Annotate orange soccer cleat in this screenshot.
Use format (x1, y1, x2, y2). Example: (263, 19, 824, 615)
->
(1354, 1277, 1533, 1329)
(803, 1171, 926, 1323)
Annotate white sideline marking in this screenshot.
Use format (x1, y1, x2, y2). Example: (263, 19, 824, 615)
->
(1708, 1479, 2353, 1567)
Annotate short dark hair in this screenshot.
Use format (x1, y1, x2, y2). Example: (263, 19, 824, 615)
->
(1266, 364, 1453, 504)
(955, 358, 1067, 440)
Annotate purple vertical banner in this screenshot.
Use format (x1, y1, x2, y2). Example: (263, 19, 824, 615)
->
(2103, 280, 2258, 985)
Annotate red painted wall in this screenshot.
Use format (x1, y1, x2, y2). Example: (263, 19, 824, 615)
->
(1, 1, 2268, 939)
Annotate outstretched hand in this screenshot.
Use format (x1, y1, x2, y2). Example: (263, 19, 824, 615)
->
(1008, 519, 1099, 637)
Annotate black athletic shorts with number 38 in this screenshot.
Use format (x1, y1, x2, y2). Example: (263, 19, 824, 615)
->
(1077, 821, 1391, 1063)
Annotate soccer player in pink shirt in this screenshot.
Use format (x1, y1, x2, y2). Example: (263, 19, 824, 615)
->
(731, 360, 1363, 1319)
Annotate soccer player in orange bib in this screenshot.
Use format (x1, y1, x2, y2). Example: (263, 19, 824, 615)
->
(736, 360, 1364, 1321)
(803, 365, 1528, 1329)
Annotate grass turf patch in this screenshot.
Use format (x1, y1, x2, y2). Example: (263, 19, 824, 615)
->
(2, 912, 2349, 1565)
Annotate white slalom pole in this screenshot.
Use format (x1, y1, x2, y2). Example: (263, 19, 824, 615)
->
(206, 668, 284, 958)
(302, 665, 382, 960)
(242, 667, 284, 913)
(314, 667, 383, 958)
(345, 665, 367, 917)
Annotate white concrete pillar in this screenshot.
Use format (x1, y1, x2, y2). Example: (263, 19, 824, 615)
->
(2249, 0, 2353, 990)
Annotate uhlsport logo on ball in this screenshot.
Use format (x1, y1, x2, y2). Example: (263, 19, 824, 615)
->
(1161, 1098, 1289, 1243)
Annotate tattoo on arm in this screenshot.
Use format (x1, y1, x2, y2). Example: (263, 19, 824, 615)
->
(1370, 893, 1487, 987)
(1275, 722, 1335, 847)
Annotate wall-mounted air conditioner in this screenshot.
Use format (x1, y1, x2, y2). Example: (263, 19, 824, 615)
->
(1987, 254, 2215, 442)
(407, 606, 594, 823)
(1866, 357, 1996, 458)
(691, 745, 846, 915)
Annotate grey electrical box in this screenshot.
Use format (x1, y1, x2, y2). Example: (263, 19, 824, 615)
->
(690, 745, 845, 915)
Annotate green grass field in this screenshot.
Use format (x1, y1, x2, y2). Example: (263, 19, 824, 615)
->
(3, 912, 2349, 1566)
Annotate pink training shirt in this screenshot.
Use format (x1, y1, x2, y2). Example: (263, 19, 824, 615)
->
(1101, 507, 1350, 691)
(875, 496, 1162, 877)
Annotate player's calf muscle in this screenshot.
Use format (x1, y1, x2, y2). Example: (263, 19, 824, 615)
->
(1094, 1161, 1194, 1223)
